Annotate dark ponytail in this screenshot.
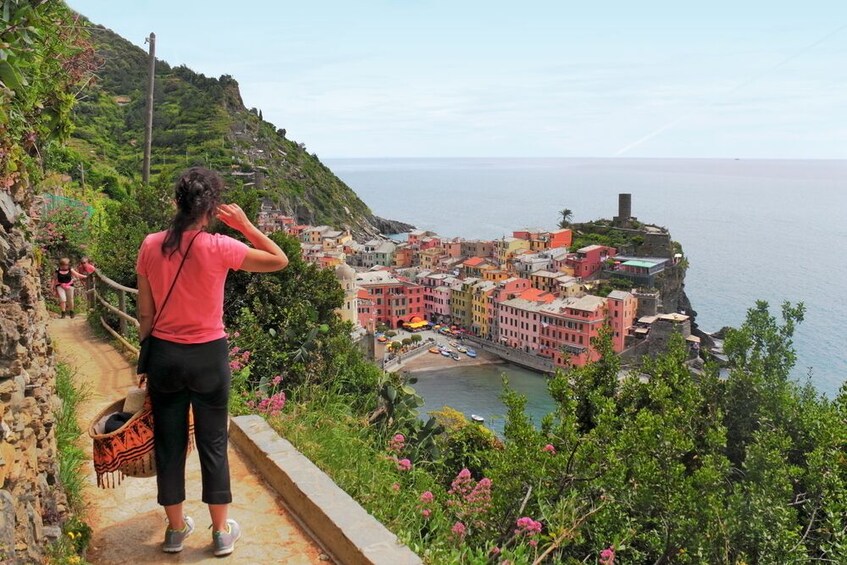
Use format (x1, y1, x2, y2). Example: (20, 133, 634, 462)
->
(162, 167, 224, 257)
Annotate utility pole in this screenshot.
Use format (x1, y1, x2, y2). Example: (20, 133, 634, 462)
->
(142, 32, 156, 186)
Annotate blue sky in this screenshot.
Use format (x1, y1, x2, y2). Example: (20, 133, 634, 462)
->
(67, 1, 847, 159)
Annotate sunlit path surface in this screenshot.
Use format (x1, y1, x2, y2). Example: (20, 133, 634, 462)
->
(50, 315, 326, 564)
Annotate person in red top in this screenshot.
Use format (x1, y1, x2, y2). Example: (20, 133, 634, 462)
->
(76, 256, 96, 308)
(136, 167, 288, 556)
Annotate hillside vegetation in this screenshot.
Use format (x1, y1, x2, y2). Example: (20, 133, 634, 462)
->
(60, 21, 406, 236)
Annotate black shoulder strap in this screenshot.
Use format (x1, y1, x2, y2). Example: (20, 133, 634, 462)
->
(150, 230, 202, 332)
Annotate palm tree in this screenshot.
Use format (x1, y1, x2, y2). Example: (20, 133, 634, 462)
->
(558, 208, 574, 228)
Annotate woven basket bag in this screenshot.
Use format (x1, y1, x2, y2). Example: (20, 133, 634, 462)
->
(88, 394, 194, 488)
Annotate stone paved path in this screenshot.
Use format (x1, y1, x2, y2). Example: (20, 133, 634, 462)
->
(50, 315, 326, 564)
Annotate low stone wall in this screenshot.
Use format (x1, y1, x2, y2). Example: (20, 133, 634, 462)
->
(383, 338, 436, 372)
(230, 416, 422, 565)
(463, 337, 554, 373)
(0, 189, 65, 563)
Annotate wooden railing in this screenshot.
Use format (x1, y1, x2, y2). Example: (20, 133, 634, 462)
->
(89, 271, 140, 356)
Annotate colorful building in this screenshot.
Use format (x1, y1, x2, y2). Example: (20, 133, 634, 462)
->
(419, 246, 447, 270)
(461, 256, 497, 279)
(606, 290, 638, 352)
(512, 228, 573, 251)
(566, 245, 616, 280)
(603, 256, 670, 288)
(450, 277, 478, 330)
(470, 280, 497, 338)
(334, 263, 359, 326)
(496, 237, 531, 266)
(355, 271, 425, 329)
(420, 273, 456, 323)
(482, 269, 512, 283)
(461, 240, 496, 259)
(362, 239, 397, 268)
(393, 243, 414, 268)
(497, 288, 556, 352)
(538, 295, 608, 368)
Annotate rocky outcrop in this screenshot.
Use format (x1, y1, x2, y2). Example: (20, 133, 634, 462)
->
(370, 215, 415, 236)
(0, 183, 65, 563)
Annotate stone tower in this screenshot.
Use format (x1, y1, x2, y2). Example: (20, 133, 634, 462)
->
(613, 193, 635, 227)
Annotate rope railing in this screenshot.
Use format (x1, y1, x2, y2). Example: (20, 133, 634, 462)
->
(88, 271, 140, 356)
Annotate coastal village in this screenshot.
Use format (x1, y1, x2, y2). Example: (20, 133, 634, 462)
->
(258, 193, 701, 373)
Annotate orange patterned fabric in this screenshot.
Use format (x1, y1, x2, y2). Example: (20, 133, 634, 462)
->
(90, 396, 194, 488)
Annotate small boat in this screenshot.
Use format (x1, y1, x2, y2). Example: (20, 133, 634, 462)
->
(429, 347, 440, 354)
(457, 345, 467, 353)
(471, 414, 485, 423)
(465, 348, 477, 358)
(441, 350, 452, 357)
(449, 340, 458, 347)
(451, 352, 460, 361)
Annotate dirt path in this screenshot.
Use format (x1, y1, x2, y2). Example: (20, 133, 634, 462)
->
(50, 315, 325, 564)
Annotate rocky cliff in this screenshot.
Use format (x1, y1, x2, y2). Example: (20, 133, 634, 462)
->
(0, 184, 66, 563)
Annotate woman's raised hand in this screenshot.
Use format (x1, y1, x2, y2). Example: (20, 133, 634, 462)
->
(215, 203, 252, 232)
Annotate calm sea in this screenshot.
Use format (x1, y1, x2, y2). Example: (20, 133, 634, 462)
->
(329, 158, 847, 404)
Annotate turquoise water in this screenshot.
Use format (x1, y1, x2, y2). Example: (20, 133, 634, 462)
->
(330, 157, 847, 397)
(404, 363, 556, 436)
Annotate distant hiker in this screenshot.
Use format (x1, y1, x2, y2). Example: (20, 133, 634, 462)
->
(136, 167, 288, 556)
(52, 257, 87, 318)
(77, 256, 97, 306)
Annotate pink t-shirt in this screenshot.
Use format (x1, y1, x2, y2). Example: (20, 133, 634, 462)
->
(136, 230, 248, 344)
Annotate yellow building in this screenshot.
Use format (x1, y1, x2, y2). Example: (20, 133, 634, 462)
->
(471, 281, 496, 338)
(419, 246, 446, 270)
(482, 269, 511, 283)
(496, 237, 531, 266)
(449, 278, 477, 329)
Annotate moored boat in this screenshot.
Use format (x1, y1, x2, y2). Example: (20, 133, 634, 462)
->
(429, 347, 440, 354)
(441, 350, 452, 357)
(465, 348, 477, 358)
(451, 352, 460, 361)
(471, 414, 485, 423)
(457, 345, 467, 353)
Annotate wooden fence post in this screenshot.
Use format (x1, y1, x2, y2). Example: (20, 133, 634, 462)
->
(118, 290, 127, 336)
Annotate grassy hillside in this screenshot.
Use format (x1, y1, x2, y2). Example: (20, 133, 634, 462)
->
(65, 22, 405, 236)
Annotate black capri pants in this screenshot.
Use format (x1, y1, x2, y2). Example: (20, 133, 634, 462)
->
(146, 336, 232, 506)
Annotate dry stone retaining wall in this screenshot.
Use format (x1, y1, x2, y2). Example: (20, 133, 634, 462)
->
(0, 185, 66, 564)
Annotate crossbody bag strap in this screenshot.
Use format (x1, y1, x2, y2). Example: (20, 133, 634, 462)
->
(149, 230, 202, 332)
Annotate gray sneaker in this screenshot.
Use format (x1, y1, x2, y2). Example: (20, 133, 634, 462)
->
(163, 515, 194, 553)
(212, 519, 241, 557)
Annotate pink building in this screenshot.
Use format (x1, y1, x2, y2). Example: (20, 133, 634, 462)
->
(357, 289, 375, 330)
(497, 288, 556, 353)
(565, 245, 616, 280)
(356, 271, 426, 329)
(538, 295, 608, 368)
(441, 238, 463, 258)
(606, 290, 638, 352)
(420, 273, 455, 323)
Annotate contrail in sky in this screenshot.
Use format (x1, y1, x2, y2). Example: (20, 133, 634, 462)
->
(615, 23, 847, 156)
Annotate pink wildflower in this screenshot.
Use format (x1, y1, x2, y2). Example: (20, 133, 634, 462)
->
(388, 433, 406, 453)
(599, 546, 615, 565)
(272, 375, 283, 386)
(419, 491, 434, 504)
(396, 458, 412, 472)
(515, 516, 543, 537)
(543, 443, 556, 454)
(391, 482, 401, 492)
(490, 546, 501, 556)
(451, 521, 467, 538)
(421, 508, 431, 518)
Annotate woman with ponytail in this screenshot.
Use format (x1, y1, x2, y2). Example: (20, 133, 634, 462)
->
(135, 167, 288, 556)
